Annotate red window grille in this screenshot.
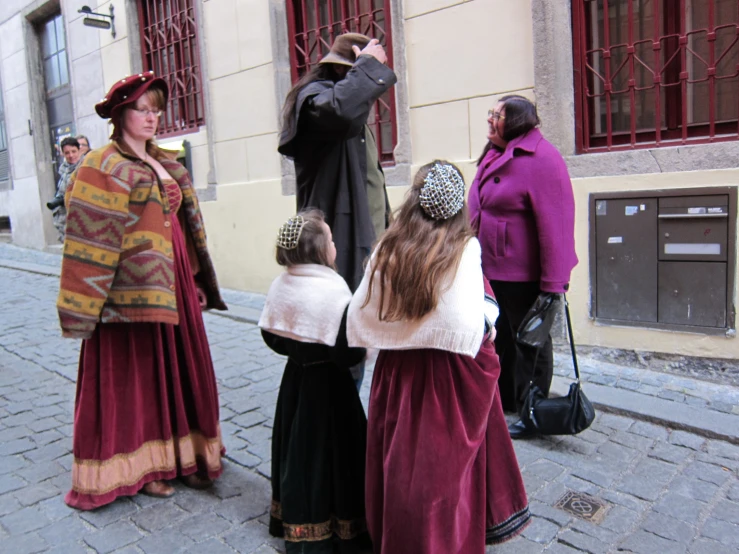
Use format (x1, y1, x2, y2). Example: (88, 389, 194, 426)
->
(285, 0, 397, 165)
(573, 0, 739, 152)
(138, 0, 205, 137)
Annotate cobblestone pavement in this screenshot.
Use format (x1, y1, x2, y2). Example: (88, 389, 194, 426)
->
(1, 250, 739, 553)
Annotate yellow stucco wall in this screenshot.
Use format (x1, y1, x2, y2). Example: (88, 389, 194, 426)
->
(199, 179, 295, 293)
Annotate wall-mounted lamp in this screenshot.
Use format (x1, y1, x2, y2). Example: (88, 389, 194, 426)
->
(78, 5, 116, 39)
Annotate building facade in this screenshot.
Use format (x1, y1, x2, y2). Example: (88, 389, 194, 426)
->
(0, 0, 736, 360)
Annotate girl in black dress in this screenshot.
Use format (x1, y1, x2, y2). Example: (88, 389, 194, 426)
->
(259, 209, 370, 553)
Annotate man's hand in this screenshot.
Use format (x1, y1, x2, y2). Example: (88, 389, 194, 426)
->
(352, 39, 387, 65)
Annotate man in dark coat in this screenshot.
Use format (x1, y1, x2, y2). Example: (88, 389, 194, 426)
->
(278, 32, 397, 292)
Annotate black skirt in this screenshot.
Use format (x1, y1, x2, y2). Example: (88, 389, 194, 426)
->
(266, 337, 371, 554)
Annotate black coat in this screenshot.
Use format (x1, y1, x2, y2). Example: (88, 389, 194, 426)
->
(278, 55, 397, 291)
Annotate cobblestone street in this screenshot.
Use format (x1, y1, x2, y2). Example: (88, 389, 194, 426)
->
(1, 247, 738, 553)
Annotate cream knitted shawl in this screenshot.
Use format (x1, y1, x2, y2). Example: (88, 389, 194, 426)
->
(258, 264, 353, 346)
(347, 238, 487, 357)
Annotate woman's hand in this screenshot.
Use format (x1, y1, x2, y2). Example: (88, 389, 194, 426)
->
(196, 285, 208, 311)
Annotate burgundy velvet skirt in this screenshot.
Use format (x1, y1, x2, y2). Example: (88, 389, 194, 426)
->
(365, 341, 531, 554)
(65, 216, 223, 510)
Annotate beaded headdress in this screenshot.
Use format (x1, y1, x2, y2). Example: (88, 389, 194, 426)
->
(276, 215, 305, 250)
(419, 163, 465, 220)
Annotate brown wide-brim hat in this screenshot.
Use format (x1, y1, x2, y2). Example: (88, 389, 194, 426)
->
(318, 32, 372, 67)
(95, 70, 169, 119)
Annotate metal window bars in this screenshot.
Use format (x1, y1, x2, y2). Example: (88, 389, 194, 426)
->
(139, 0, 205, 137)
(573, 0, 739, 152)
(285, 0, 398, 164)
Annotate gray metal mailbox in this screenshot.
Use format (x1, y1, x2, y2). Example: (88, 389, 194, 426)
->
(591, 187, 737, 333)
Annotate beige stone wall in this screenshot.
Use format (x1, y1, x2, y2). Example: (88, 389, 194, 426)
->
(195, 0, 285, 291)
(0, 9, 48, 246)
(200, 0, 538, 294)
(0, 0, 111, 245)
(404, 0, 535, 184)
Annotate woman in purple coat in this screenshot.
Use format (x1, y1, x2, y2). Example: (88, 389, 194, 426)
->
(468, 95, 578, 439)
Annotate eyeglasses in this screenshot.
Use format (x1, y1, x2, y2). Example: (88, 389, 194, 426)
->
(488, 110, 505, 121)
(132, 108, 162, 118)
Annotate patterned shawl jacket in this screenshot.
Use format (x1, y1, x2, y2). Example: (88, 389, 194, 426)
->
(57, 143, 227, 339)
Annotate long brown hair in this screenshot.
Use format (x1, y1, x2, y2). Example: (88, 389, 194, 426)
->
(363, 160, 474, 322)
(280, 64, 341, 141)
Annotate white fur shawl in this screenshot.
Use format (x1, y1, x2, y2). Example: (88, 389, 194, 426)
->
(347, 238, 489, 357)
(258, 264, 353, 346)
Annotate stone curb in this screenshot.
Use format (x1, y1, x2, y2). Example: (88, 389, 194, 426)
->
(212, 306, 261, 326)
(0, 259, 61, 277)
(551, 376, 739, 445)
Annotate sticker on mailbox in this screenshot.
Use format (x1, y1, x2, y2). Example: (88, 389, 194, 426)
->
(625, 206, 638, 216)
(608, 236, 623, 244)
(688, 207, 707, 214)
(596, 201, 607, 216)
(708, 207, 724, 214)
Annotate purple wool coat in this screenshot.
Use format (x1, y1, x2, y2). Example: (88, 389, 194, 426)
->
(468, 128, 578, 293)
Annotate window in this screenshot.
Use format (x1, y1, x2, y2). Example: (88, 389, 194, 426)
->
(40, 15, 69, 94)
(139, 0, 205, 137)
(573, 0, 739, 152)
(39, 14, 73, 182)
(285, 0, 397, 164)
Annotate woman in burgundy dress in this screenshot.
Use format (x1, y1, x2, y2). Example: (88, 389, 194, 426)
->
(348, 161, 530, 553)
(57, 72, 227, 509)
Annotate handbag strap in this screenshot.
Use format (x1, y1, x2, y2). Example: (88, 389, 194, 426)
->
(525, 293, 581, 385)
(564, 294, 581, 382)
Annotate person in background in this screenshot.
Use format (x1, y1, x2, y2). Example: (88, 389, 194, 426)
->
(46, 136, 82, 242)
(468, 95, 578, 439)
(260, 209, 371, 553)
(76, 135, 91, 155)
(349, 161, 530, 553)
(278, 32, 398, 389)
(57, 71, 227, 509)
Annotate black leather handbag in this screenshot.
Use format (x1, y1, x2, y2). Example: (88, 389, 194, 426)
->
(518, 295, 595, 435)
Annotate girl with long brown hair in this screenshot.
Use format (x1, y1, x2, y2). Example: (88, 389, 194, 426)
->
(348, 161, 531, 554)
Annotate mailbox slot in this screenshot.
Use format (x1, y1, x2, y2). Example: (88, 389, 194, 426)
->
(590, 187, 737, 334)
(658, 196, 728, 262)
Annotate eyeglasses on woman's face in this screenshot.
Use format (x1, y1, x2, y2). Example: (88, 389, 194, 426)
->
(487, 110, 505, 121)
(132, 107, 162, 118)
